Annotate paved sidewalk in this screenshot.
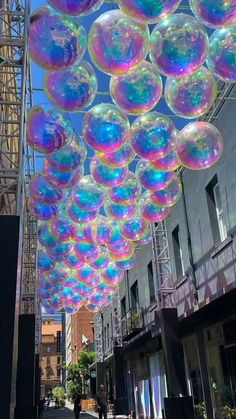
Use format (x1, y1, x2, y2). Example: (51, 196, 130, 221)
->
(42, 407, 114, 419)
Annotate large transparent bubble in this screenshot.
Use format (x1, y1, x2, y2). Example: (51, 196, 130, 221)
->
(101, 262, 124, 285)
(117, 0, 181, 23)
(134, 227, 152, 245)
(88, 10, 150, 75)
(176, 122, 223, 170)
(96, 142, 135, 168)
(130, 112, 175, 160)
(90, 248, 110, 270)
(38, 222, 57, 248)
(150, 13, 209, 77)
(136, 160, 174, 191)
(29, 7, 86, 70)
(89, 292, 107, 306)
(67, 200, 97, 223)
(38, 249, 55, 271)
(109, 172, 141, 205)
(42, 159, 84, 189)
(151, 176, 182, 207)
(82, 103, 130, 153)
(116, 254, 136, 270)
(82, 216, 112, 245)
(65, 249, 85, 270)
(74, 242, 99, 260)
(47, 242, 72, 262)
(44, 60, 97, 112)
(189, 0, 236, 28)
(90, 156, 127, 187)
(108, 240, 135, 261)
(27, 106, 72, 154)
(47, 139, 84, 173)
(47, 0, 104, 16)
(74, 282, 93, 298)
(120, 214, 149, 241)
(49, 217, 76, 242)
(77, 264, 97, 284)
(28, 197, 57, 221)
(85, 303, 100, 312)
(108, 222, 125, 245)
(138, 191, 169, 222)
(165, 67, 217, 119)
(207, 26, 236, 82)
(110, 61, 162, 115)
(104, 200, 136, 221)
(30, 174, 63, 205)
(151, 148, 180, 172)
(72, 175, 105, 211)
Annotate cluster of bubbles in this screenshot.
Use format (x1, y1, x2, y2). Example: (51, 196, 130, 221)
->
(27, 0, 235, 313)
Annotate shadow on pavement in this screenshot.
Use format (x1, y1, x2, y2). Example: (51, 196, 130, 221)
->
(42, 407, 98, 419)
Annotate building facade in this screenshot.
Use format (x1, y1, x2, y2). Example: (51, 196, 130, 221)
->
(71, 306, 94, 364)
(94, 84, 236, 419)
(40, 317, 62, 398)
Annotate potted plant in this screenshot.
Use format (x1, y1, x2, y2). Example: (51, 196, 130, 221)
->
(222, 406, 236, 418)
(195, 402, 207, 419)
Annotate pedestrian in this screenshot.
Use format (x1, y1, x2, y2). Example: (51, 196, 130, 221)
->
(39, 398, 44, 418)
(96, 384, 108, 419)
(73, 393, 82, 419)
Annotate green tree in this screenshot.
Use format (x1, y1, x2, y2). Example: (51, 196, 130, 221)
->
(66, 351, 95, 400)
(52, 386, 65, 406)
(77, 351, 95, 396)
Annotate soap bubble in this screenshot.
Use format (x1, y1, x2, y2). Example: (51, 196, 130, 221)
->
(109, 172, 141, 205)
(82, 216, 112, 245)
(47, 265, 69, 285)
(77, 264, 97, 284)
(29, 7, 86, 70)
(134, 227, 152, 245)
(110, 61, 162, 115)
(176, 122, 223, 170)
(96, 142, 135, 168)
(207, 25, 236, 82)
(115, 254, 136, 270)
(90, 248, 110, 270)
(65, 250, 85, 269)
(120, 214, 149, 241)
(27, 106, 72, 154)
(90, 157, 128, 187)
(47, 139, 84, 172)
(30, 174, 63, 205)
(89, 292, 107, 306)
(85, 303, 100, 312)
(74, 242, 99, 260)
(44, 60, 97, 112)
(138, 191, 169, 222)
(95, 281, 115, 295)
(151, 148, 180, 172)
(88, 10, 150, 75)
(74, 282, 93, 298)
(165, 67, 217, 119)
(150, 13, 209, 77)
(117, 0, 181, 23)
(101, 262, 124, 285)
(47, 0, 104, 16)
(38, 223, 58, 248)
(72, 175, 105, 211)
(49, 217, 76, 242)
(130, 112, 175, 160)
(151, 176, 182, 207)
(67, 200, 97, 223)
(189, 0, 236, 28)
(136, 160, 174, 191)
(89, 274, 101, 287)
(28, 197, 57, 221)
(38, 249, 55, 271)
(47, 242, 72, 262)
(104, 200, 136, 221)
(103, 295, 113, 307)
(39, 272, 54, 289)
(82, 103, 130, 153)
(42, 159, 84, 189)
(108, 222, 125, 245)
(108, 240, 135, 261)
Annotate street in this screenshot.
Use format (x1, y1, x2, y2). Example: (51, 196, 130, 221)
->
(42, 407, 98, 419)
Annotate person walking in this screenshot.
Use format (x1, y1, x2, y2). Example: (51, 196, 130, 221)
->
(73, 393, 82, 419)
(96, 384, 108, 419)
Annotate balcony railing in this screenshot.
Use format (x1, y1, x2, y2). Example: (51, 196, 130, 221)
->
(121, 306, 144, 341)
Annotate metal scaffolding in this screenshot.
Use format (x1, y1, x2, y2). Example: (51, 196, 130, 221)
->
(0, 0, 39, 345)
(111, 290, 122, 347)
(94, 312, 104, 362)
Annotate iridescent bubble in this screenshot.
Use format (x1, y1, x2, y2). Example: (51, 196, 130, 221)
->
(47, 265, 69, 285)
(109, 172, 141, 205)
(47, 242, 72, 262)
(138, 191, 169, 222)
(116, 254, 136, 270)
(130, 112, 175, 160)
(62, 275, 78, 288)
(38, 222, 58, 248)
(67, 200, 97, 223)
(85, 303, 100, 313)
(176, 122, 223, 170)
(47, 139, 83, 172)
(103, 294, 113, 307)
(29, 7, 86, 70)
(165, 67, 217, 119)
(44, 60, 97, 112)
(39, 288, 51, 299)
(49, 217, 76, 242)
(150, 13, 209, 77)
(82, 216, 112, 245)
(69, 293, 83, 308)
(189, 0, 236, 28)
(151, 176, 182, 207)
(96, 142, 135, 168)
(59, 286, 74, 302)
(65, 250, 85, 269)
(90, 157, 127, 187)
(134, 227, 152, 245)
(27, 106, 72, 154)
(88, 10, 150, 75)
(110, 61, 162, 115)
(47, 0, 104, 16)
(72, 175, 105, 211)
(64, 305, 79, 314)
(117, 0, 181, 23)
(108, 222, 125, 245)
(101, 262, 124, 286)
(120, 214, 149, 241)
(207, 26, 236, 82)
(151, 148, 180, 172)
(90, 248, 110, 270)
(77, 264, 97, 284)
(82, 103, 130, 153)
(28, 197, 57, 221)
(43, 159, 84, 189)
(39, 272, 53, 290)
(89, 292, 107, 306)
(89, 274, 101, 287)
(38, 249, 55, 271)
(104, 200, 136, 221)
(30, 174, 63, 205)
(136, 160, 174, 191)
(74, 282, 93, 298)
(108, 240, 135, 261)
(74, 242, 99, 260)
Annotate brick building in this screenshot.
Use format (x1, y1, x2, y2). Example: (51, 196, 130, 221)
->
(40, 317, 62, 398)
(71, 307, 94, 363)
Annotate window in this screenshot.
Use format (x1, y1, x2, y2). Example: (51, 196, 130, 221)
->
(46, 356, 50, 365)
(46, 367, 51, 379)
(147, 261, 155, 303)
(56, 331, 61, 353)
(104, 326, 107, 352)
(130, 280, 139, 308)
(172, 225, 184, 279)
(47, 346, 51, 353)
(206, 176, 227, 244)
(57, 356, 61, 365)
(57, 368, 61, 378)
(107, 324, 110, 350)
(121, 296, 126, 317)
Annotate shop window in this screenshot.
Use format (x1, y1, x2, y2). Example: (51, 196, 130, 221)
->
(57, 356, 60, 365)
(172, 225, 184, 279)
(147, 261, 155, 304)
(183, 335, 204, 409)
(131, 281, 139, 309)
(206, 175, 227, 245)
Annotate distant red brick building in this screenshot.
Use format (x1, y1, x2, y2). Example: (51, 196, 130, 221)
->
(71, 307, 94, 363)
